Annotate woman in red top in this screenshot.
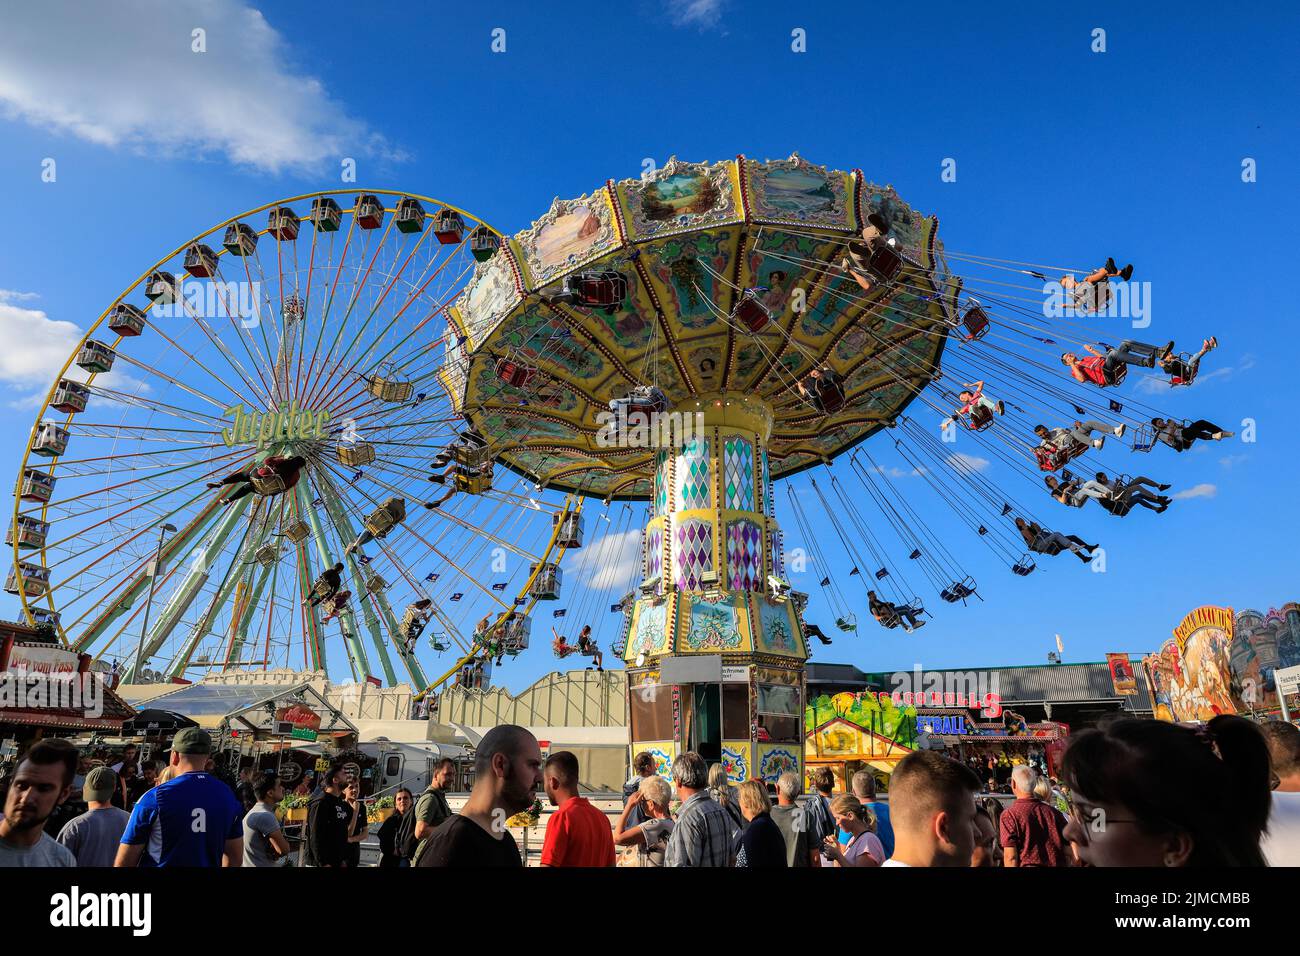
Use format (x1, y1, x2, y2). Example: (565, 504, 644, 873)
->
(1061, 339, 1166, 387)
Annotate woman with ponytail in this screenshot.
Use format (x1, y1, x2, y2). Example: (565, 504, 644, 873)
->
(1060, 715, 1272, 866)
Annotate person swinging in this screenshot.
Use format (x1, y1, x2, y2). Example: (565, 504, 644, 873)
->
(867, 590, 926, 633)
(208, 454, 306, 504)
(1013, 518, 1098, 564)
(1057, 257, 1133, 313)
(1061, 339, 1165, 387)
(797, 365, 845, 414)
(304, 562, 345, 608)
(941, 380, 1005, 431)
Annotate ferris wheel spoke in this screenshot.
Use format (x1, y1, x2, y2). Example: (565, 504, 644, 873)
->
(307, 243, 471, 413)
(298, 217, 396, 407)
(84, 384, 228, 427)
(176, 300, 275, 407)
(109, 346, 246, 413)
(21, 444, 248, 522)
(205, 262, 281, 394)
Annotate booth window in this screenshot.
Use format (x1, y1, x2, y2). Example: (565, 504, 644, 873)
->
(385, 755, 401, 778)
(757, 682, 801, 743)
(629, 684, 674, 742)
(721, 683, 749, 739)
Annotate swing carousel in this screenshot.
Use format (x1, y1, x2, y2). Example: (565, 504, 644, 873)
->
(441, 155, 952, 780)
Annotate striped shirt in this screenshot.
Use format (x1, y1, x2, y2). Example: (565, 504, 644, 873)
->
(664, 792, 734, 867)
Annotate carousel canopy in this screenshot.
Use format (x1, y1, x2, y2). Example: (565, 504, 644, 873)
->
(442, 154, 953, 499)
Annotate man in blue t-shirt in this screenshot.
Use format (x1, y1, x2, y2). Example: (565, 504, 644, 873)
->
(851, 769, 895, 858)
(115, 728, 244, 867)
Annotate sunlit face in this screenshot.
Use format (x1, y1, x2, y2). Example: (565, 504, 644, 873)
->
(344, 781, 359, 800)
(499, 739, 544, 815)
(395, 791, 412, 813)
(1062, 792, 1172, 867)
(832, 808, 858, 831)
(434, 762, 456, 789)
(3, 760, 71, 832)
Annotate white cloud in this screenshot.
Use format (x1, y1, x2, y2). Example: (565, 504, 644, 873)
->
(666, 0, 726, 28)
(946, 452, 991, 473)
(563, 527, 643, 592)
(0, 294, 146, 409)
(0, 289, 40, 303)
(1173, 483, 1217, 501)
(869, 464, 925, 479)
(0, 0, 403, 174)
(1218, 454, 1247, 469)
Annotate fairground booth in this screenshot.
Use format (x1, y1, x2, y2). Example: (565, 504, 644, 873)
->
(1, 620, 135, 757)
(802, 659, 1153, 791)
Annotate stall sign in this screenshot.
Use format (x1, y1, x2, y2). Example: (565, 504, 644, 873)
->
(917, 715, 966, 736)
(721, 665, 749, 683)
(314, 757, 331, 772)
(276, 703, 321, 741)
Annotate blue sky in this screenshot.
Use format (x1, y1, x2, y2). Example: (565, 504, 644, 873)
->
(2, 0, 1297, 691)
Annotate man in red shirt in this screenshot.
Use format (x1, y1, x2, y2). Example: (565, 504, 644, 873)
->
(540, 751, 614, 867)
(1000, 766, 1071, 867)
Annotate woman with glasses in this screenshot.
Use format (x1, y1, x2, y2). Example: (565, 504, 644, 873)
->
(1060, 716, 1271, 866)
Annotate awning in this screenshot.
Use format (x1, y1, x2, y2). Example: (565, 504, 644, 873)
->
(0, 709, 129, 732)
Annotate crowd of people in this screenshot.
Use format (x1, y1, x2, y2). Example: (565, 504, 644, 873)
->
(2, 715, 1298, 868)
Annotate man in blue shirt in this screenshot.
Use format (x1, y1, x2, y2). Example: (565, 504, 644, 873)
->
(115, 728, 244, 867)
(852, 769, 895, 858)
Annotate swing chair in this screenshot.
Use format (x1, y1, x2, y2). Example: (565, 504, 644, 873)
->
(249, 472, 288, 496)
(399, 604, 430, 642)
(1129, 422, 1157, 453)
(363, 498, 407, 539)
(453, 467, 492, 495)
(834, 613, 858, 633)
(1071, 280, 1113, 315)
(1165, 353, 1199, 387)
(1034, 440, 1087, 472)
(966, 404, 996, 432)
(495, 355, 537, 389)
(732, 288, 773, 332)
(941, 577, 978, 604)
(957, 303, 990, 341)
(1011, 555, 1037, 576)
(802, 370, 845, 414)
(548, 271, 629, 314)
(365, 364, 414, 403)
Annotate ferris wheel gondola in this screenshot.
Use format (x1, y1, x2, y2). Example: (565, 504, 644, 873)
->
(9, 190, 578, 689)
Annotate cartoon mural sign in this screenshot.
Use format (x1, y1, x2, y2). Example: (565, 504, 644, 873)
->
(1145, 602, 1300, 722)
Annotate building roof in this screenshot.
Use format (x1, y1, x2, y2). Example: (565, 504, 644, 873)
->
(815, 661, 1154, 711)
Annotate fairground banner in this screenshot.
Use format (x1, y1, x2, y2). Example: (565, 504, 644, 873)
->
(1105, 653, 1137, 696)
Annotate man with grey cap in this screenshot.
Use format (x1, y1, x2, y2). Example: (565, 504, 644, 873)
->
(57, 766, 131, 866)
(116, 728, 244, 867)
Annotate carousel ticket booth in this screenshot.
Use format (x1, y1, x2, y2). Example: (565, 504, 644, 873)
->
(622, 393, 808, 786)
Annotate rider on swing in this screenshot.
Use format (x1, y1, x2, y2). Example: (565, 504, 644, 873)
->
(208, 455, 306, 505)
(867, 590, 926, 633)
(552, 625, 603, 671)
(941, 380, 1005, 430)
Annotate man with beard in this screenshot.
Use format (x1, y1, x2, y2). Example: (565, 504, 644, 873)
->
(417, 724, 542, 868)
(0, 740, 78, 867)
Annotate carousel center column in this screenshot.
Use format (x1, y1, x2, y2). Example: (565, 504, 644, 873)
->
(621, 390, 808, 787)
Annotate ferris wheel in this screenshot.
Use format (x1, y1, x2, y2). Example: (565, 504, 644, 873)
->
(7, 190, 602, 688)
